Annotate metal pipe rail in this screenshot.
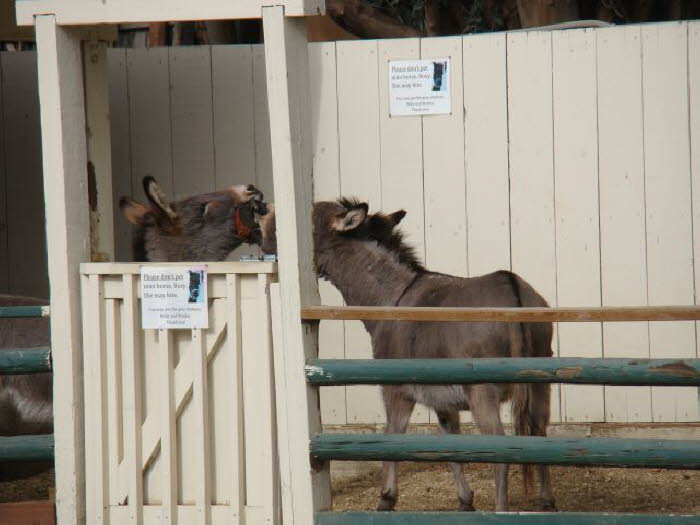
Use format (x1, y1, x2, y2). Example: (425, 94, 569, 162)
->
(305, 358, 700, 386)
(0, 305, 50, 318)
(310, 434, 700, 469)
(0, 347, 52, 374)
(301, 305, 700, 322)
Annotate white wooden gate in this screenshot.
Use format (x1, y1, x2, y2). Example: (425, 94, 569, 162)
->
(80, 262, 279, 524)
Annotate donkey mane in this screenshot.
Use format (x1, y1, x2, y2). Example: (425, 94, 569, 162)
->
(371, 221, 425, 273)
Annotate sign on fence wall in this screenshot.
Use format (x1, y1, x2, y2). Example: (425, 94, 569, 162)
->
(140, 266, 209, 329)
(389, 58, 451, 116)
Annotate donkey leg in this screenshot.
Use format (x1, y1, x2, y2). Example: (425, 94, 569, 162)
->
(377, 387, 415, 511)
(530, 384, 556, 510)
(468, 385, 509, 512)
(436, 409, 474, 511)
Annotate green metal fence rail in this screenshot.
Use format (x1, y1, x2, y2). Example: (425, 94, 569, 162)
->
(304, 306, 700, 524)
(306, 358, 700, 386)
(0, 305, 54, 463)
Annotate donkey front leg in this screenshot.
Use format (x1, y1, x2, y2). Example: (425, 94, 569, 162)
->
(436, 409, 475, 511)
(468, 385, 509, 511)
(377, 387, 415, 511)
(530, 384, 556, 510)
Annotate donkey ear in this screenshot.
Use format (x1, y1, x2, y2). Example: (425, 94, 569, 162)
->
(388, 210, 407, 227)
(143, 176, 177, 221)
(333, 203, 368, 232)
(119, 197, 149, 225)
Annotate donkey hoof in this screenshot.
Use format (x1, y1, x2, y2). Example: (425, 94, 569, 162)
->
(376, 496, 396, 511)
(459, 502, 475, 512)
(539, 499, 558, 512)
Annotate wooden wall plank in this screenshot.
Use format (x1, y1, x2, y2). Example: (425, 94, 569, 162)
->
(107, 48, 134, 262)
(309, 41, 347, 425)
(690, 22, 700, 365)
(126, 48, 173, 204)
(336, 39, 384, 424)
(0, 55, 8, 293)
(378, 38, 428, 424)
(597, 25, 652, 423)
(212, 45, 256, 188)
(252, 44, 274, 198)
(169, 46, 215, 198)
(506, 30, 560, 422)
(642, 22, 697, 422)
(552, 28, 604, 422)
(2, 51, 48, 298)
(463, 33, 510, 277)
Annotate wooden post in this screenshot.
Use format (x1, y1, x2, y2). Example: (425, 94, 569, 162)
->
(34, 15, 90, 525)
(262, 6, 331, 524)
(83, 38, 115, 262)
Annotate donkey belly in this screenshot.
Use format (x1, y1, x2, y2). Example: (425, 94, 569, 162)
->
(406, 385, 470, 412)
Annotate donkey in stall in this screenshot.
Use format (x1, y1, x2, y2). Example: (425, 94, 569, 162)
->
(256, 200, 556, 512)
(120, 176, 267, 261)
(0, 179, 266, 479)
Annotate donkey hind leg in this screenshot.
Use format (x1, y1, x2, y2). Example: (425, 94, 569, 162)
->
(436, 409, 474, 511)
(468, 385, 509, 512)
(530, 384, 556, 510)
(377, 388, 415, 511)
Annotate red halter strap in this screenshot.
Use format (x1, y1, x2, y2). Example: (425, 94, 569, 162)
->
(235, 207, 254, 242)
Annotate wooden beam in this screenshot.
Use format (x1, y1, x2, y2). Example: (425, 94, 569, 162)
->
(315, 511, 700, 524)
(83, 39, 114, 262)
(305, 358, 700, 386)
(16, 0, 325, 26)
(0, 347, 51, 374)
(34, 16, 89, 525)
(0, 434, 54, 462)
(310, 433, 700, 469)
(262, 6, 330, 524)
(301, 305, 700, 322)
(0, 305, 49, 317)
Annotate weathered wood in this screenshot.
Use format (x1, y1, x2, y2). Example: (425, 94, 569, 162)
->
(0, 305, 49, 318)
(0, 501, 56, 525)
(305, 358, 700, 386)
(315, 511, 700, 524)
(301, 306, 700, 322)
(0, 434, 54, 462)
(310, 433, 700, 469)
(0, 347, 51, 373)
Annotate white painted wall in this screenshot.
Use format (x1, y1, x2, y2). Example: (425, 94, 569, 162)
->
(2, 20, 699, 423)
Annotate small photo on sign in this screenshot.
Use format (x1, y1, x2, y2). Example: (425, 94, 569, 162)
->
(389, 58, 451, 117)
(141, 266, 209, 330)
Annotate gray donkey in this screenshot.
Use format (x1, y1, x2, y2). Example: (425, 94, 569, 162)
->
(120, 176, 266, 261)
(257, 199, 556, 512)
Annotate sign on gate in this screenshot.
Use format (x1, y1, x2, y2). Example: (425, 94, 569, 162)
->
(389, 58, 451, 116)
(140, 266, 209, 329)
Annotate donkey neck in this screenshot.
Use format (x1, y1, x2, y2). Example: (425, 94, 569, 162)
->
(317, 238, 418, 308)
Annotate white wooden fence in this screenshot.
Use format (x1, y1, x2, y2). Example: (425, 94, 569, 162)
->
(80, 262, 279, 523)
(1, 20, 699, 425)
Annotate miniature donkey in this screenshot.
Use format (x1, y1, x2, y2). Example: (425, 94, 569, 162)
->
(1, 178, 265, 479)
(256, 200, 556, 512)
(120, 176, 267, 261)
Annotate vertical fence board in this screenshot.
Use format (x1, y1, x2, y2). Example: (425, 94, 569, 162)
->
(552, 28, 604, 422)
(0, 56, 8, 293)
(378, 38, 429, 424)
(690, 22, 700, 366)
(170, 47, 215, 197)
(121, 273, 144, 522)
(2, 51, 47, 298)
(159, 329, 177, 524)
(507, 30, 560, 422)
(309, 41, 348, 425)
(252, 44, 274, 198)
(105, 298, 124, 506)
(212, 45, 256, 188)
(642, 22, 697, 422)
(192, 328, 212, 523)
(597, 25, 651, 423)
(108, 48, 133, 262)
(337, 40, 384, 424)
(126, 48, 173, 203)
(463, 33, 510, 277)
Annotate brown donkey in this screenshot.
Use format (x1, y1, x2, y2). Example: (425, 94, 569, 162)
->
(120, 176, 267, 261)
(257, 199, 556, 512)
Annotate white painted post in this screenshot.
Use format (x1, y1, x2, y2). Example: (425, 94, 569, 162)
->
(34, 15, 90, 525)
(262, 6, 331, 524)
(83, 39, 115, 262)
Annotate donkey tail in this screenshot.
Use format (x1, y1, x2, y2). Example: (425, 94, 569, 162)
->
(504, 270, 551, 495)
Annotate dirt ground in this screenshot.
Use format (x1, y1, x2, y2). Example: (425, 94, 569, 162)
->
(332, 462, 700, 513)
(0, 468, 54, 503)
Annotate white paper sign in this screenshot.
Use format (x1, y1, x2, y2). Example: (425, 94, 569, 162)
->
(140, 266, 208, 329)
(389, 58, 451, 116)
